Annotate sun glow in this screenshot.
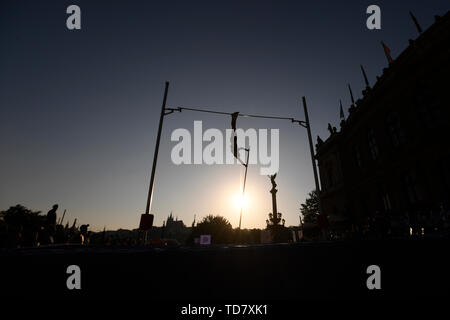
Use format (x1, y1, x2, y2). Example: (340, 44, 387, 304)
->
(233, 193, 249, 210)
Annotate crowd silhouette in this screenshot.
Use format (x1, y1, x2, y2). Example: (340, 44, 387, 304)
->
(321, 204, 450, 241)
(0, 204, 91, 248)
(1, 203, 449, 249)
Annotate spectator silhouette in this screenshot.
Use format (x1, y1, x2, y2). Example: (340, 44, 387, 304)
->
(46, 204, 58, 244)
(80, 224, 89, 245)
(47, 204, 58, 225)
(409, 210, 419, 236)
(55, 224, 66, 244)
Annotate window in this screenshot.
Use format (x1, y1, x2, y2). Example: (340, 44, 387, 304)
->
(327, 167, 334, 188)
(354, 145, 362, 168)
(386, 112, 405, 147)
(442, 158, 450, 191)
(415, 83, 442, 129)
(378, 185, 392, 212)
(417, 100, 439, 129)
(382, 192, 392, 212)
(402, 172, 421, 204)
(367, 129, 379, 160)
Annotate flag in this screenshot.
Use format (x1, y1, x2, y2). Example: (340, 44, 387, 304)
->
(339, 100, 345, 120)
(381, 41, 394, 64)
(409, 11, 423, 34)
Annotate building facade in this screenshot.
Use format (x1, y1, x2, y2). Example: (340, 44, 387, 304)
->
(315, 12, 450, 225)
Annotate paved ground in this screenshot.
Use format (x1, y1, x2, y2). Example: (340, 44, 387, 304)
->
(1, 236, 449, 300)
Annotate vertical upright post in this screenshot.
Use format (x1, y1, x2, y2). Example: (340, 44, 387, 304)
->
(302, 96, 322, 214)
(140, 81, 169, 230)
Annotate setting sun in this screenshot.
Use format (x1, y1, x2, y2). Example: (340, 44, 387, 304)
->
(233, 193, 249, 210)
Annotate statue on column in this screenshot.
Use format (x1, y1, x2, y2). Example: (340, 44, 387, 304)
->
(270, 173, 277, 190)
(266, 174, 287, 242)
(268, 174, 282, 226)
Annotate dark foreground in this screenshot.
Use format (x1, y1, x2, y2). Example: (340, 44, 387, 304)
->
(1, 236, 449, 301)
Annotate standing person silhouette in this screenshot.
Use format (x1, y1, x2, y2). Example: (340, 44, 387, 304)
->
(46, 204, 58, 244)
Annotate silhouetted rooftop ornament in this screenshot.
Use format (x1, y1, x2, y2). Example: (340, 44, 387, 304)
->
(327, 123, 333, 135)
(317, 135, 324, 146)
(356, 99, 363, 107)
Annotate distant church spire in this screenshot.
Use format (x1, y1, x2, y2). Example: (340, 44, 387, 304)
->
(167, 211, 174, 224)
(339, 99, 345, 120)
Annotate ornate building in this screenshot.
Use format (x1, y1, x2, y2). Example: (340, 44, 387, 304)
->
(315, 12, 450, 225)
(160, 212, 190, 242)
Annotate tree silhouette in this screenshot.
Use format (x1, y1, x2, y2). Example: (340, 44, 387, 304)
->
(300, 190, 320, 223)
(1, 204, 43, 230)
(191, 215, 233, 244)
(0, 204, 44, 247)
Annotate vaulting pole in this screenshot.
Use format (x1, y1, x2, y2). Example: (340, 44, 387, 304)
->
(59, 209, 66, 226)
(238, 149, 250, 230)
(139, 81, 169, 231)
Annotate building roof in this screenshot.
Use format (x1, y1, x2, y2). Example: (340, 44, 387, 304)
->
(315, 10, 450, 157)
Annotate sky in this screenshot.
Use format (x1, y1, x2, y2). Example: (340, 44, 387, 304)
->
(1, 0, 448, 231)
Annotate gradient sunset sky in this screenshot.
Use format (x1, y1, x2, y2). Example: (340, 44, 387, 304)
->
(1, 0, 448, 230)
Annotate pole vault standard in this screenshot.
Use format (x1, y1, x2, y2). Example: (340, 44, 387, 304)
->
(301, 96, 322, 216)
(139, 82, 322, 230)
(139, 81, 170, 231)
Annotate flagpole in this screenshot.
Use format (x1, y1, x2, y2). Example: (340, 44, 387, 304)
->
(339, 99, 345, 121)
(348, 84, 355, 105)
(409, 11, 423, 34)
(360, 65, 370, 88)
